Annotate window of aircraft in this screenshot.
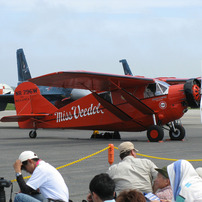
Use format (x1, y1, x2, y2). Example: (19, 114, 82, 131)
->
(98, 91, 113, 104)
(144, 80, 169, 98)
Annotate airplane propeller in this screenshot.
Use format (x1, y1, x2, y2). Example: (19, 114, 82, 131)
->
(184, 79, 201, 108)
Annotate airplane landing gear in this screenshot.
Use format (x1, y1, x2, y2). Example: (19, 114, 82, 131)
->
(147, 125, 164, 142)
(29, 130, 37, 138)
(169, 123, 185, 140)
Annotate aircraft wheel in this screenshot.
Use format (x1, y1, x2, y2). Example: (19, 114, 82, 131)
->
(29, 130, 37, 138)
(147, 125, 164, 142)
(169, 124, 185, 140)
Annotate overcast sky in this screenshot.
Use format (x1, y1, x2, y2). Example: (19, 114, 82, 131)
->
(0, 0, 202, 87)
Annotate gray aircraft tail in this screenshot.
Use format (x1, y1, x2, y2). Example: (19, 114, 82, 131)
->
(119, 59, 133, 76)
(17, 49, 32, 85)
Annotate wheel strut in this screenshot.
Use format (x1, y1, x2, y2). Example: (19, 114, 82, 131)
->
(171, 121, 177, 133)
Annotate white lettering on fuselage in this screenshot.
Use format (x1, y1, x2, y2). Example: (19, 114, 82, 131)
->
(54, 103, 104, 123)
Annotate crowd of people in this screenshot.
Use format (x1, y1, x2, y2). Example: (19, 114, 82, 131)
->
(13, 142, 202, 202)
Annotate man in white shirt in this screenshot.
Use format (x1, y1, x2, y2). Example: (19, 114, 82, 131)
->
(107, 141, 158, 194)
(13, 151, 69, 202)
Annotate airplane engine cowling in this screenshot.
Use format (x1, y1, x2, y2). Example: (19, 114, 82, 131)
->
(70, 89, 91, 100)
(184, 79, 201, 108)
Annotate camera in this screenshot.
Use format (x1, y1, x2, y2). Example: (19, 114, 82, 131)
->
(0, 178, 11, 188)
(0, 177, 12, 202)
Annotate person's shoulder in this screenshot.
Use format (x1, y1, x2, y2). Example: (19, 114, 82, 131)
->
(37, 161, 54, 171)
(108, 163, 119, 170)
(138, 158, 157, 167)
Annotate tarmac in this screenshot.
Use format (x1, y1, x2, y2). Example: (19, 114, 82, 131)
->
(0, 109, 202, 202)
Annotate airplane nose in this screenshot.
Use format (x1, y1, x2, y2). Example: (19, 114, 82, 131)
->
(184, 78, 201, 108)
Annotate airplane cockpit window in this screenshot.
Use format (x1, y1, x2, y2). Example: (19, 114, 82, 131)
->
(144, 80, 169, 98)
(156, 80, 170, 94)
(144, 83, 156, 97)
(98, 91, 113, 104)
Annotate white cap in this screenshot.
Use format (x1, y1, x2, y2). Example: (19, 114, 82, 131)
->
(19, 151, 38, 162)
(118, 141, 138, 154)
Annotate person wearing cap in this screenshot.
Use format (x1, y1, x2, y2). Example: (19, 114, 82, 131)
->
(107, 141, 158, 194)
(13, 151, 69, 202)
(167, 160, 202, 202)
(153, 166, 172, 201)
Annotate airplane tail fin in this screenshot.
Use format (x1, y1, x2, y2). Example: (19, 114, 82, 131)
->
(119, 59, 133, 76)
(17, 49, 32, 85)
(14, 81, 57, 128)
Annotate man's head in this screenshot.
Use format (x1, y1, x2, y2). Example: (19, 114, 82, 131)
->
(154, 166, 170, 189)
(118, 142, 138, 160)
(19, 151, 39, 174)
(89, 173, 115, 202)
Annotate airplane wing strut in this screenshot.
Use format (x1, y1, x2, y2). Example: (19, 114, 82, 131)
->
(92, 92, 132, 121)
(118, 88, 155, 115)
(92, 92, 147, 129)
(109, 81, 155, 115)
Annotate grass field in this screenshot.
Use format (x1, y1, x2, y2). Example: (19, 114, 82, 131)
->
(5, 103, 15, 110)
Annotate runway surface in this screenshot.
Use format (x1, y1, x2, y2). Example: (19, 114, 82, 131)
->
(0, 109, 201, 201)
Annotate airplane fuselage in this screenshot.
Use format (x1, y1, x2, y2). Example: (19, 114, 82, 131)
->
(15, 81, 187, 132)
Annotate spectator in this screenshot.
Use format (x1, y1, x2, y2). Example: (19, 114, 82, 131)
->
(167, 159, 202, 201)
(153, 166, 172, 201)
(86, 173, 115, 202)
(13, 150, 69, 202)
(116, 189, 146, 202)
(107, 141, 158, 194)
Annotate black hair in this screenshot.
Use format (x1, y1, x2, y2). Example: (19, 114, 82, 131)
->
(21, 158, 39, 170)
(89, 173, 115, 201)
(31, 158, 39, 162)
(22, 158, 39, 164)
(120, 150, 131, 160)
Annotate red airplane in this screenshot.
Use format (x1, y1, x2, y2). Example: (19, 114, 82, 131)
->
(1, 70, 201, 142)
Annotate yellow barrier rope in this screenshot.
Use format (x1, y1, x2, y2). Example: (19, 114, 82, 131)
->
(114, 146, 202, 161)
(56, 146, 110, 170)
(11, 145, 202, 183)
(11, 146, 110, 183)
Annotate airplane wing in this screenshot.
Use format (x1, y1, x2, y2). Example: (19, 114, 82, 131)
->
(29, 71, 155, 91)
(0, 93, 70, 103)
(0, 94, 14, 103)
(156, 77, 201, 85)
(0, 94, 14, 111)
(1, 114, 49, 122)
